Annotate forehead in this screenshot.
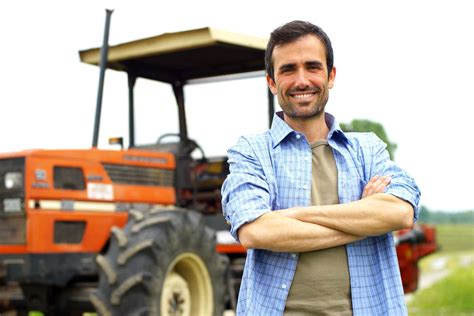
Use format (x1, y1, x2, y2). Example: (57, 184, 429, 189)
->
(272, 35, 327, 67)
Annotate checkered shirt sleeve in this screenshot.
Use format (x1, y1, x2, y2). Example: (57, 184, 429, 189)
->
(221, 136, 273, 241)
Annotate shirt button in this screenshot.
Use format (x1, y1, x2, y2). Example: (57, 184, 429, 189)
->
(295, 134, 301, 140)
(282, 284, 287, 289)
(291, 253, 297, 258)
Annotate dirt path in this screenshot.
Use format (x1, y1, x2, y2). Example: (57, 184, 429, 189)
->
(405, 252, 474, 304)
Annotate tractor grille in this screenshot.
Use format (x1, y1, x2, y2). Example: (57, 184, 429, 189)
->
(103, 164, 174, 187)
(0, 216, 26, 244)
(54, 221, 86, 244)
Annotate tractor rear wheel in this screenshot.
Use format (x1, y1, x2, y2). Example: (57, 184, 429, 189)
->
(90, 209, 228, 316)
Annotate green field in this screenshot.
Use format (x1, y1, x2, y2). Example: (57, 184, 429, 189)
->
(434, 224, 474, 253)
(409, 261, 474, 315)
(408, 224, 474, 315)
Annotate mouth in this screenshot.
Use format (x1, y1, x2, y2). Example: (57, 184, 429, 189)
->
(288, 89, 318, 102)
(291, 92, 316, 99)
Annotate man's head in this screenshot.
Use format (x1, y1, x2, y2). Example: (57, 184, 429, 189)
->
(266, 21, 336, 121)
(265, 21, 334, 81)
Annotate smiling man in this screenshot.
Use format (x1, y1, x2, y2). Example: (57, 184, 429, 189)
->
(221, 21, 420, 315)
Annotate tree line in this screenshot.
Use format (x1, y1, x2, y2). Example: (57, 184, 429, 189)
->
(418, 205, 474, 224)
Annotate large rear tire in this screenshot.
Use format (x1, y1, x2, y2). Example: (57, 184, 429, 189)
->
(90, 209, 228, 316)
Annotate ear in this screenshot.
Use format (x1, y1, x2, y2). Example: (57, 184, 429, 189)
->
(328, 66, 336, 89)
(266, 74, 278, 95)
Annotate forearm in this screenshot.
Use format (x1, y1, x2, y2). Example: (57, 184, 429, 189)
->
(283, 193, 414, 237)
(238, 211, 363, 252)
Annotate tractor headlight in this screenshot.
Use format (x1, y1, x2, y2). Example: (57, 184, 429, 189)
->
(4, 172, 23, 189)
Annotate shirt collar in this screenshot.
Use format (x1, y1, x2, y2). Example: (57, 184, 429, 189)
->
(269, 111, 348, 148)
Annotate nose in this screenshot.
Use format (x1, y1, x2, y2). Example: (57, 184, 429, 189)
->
(294, 68, 310, 88)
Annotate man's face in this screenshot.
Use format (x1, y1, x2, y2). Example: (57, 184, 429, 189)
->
(267, 35, 336, 120)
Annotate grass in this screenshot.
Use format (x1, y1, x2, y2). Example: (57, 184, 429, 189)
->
(408, 264, 474, 315)
(417, 223, 473, 273)
(434, 224, 474, 253)
(408, 224, 474, 315)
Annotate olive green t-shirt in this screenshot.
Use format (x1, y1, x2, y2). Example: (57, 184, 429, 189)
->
(284, 140, 352, 315)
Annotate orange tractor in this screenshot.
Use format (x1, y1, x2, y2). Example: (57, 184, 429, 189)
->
(0, 12, 436, 315)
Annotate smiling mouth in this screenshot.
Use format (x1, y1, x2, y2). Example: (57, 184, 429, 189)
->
(288, 87, 320, 100)
(291, 92, 316, 99)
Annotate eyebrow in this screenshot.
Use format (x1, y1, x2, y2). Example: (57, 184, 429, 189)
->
(278, 60, 324, 72)
(306, 61, 324, 68)
(278, 63, 296, 72)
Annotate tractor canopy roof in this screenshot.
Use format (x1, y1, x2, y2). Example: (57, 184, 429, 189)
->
(79, 27, 268, 84)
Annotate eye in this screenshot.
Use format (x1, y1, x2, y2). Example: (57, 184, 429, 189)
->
(306, 62, 323, 71)
(279, 65, 295, 74)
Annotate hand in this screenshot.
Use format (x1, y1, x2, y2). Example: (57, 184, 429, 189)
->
(362, 175, 391, 198)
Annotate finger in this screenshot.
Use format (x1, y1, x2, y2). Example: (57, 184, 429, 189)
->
(363, 175, 378, 196)
(370, 176, 384, 190)
(362, 182, 372, 197)
(373, 181, 387, 193)
(364, 175, 389, 198)
(376, 176, 391, 190)
(363, 182, 376, 198)
(373, 176, 392, 193)
(368, 175, 380, 184)
(364, 176, 379, 190)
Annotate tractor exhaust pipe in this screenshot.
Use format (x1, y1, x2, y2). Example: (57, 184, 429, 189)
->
(92, 9, 113, 148)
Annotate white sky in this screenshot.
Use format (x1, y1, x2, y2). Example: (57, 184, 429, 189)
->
(0, 0, 473, 211)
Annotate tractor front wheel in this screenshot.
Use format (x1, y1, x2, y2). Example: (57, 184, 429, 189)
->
(90, 209, 228, 316)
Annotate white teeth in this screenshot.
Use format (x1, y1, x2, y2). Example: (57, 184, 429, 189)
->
(292, 93, 314, 99)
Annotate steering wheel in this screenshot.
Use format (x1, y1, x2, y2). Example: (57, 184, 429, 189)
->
(157, 133, 206, 160)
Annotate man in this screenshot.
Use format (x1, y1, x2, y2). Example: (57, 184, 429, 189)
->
(221, 21, 420, 315)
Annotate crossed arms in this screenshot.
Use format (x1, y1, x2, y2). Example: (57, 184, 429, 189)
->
(238, 178, 414, 252)
(222, 134, 420, 253)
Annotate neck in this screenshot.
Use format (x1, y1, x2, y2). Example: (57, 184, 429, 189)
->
(283, 112, 329, 143)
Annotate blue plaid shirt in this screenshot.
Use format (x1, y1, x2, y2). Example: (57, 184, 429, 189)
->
(221, 112, 420, 315)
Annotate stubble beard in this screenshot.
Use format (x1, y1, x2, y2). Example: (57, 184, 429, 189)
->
(279, 88, 329, 121)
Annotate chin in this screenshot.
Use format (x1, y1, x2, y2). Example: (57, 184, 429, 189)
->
(286, 107, 324, 120)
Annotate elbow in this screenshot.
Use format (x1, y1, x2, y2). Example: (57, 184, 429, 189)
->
(399, 202, 414, 229)
(238, 223, 258, 249)
(237, 212, 280, 250)
(383, 194, 414, 230)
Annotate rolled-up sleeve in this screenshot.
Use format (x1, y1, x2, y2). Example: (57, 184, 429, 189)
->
(221, 136, 272, 241)
(369, 133, 421, 221)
